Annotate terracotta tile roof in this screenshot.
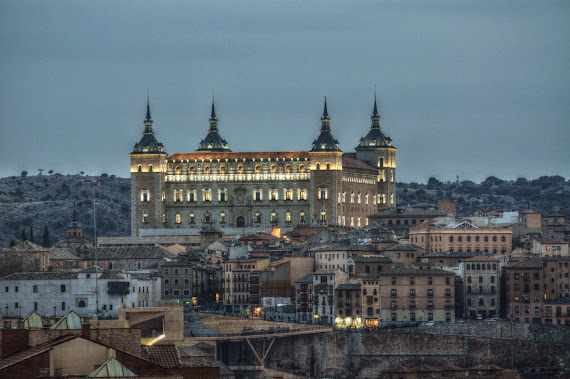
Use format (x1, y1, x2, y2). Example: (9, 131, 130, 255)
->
(88, 246, 177, 260)
(381, 244, 422, 252)
(0, 335, 77, 370)
(420, 251, 478, 259)
(379, 267, 451, 276)
(309, 244, 376, 252)
(506, 258, 543, 269)
(50, 247, 81, 259)
(341, 156, 377, 173)
(462, 255, 499, 262)
(4, 241, 49, 252)
(295, 273, 313, 284)
(141, 344, 180, 368)
(534, 238, 568, 244)
(352, 256, 392, 263)
(0, 271, 78, 281)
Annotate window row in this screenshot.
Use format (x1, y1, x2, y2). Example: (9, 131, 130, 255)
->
(450, 236, 506, 242)
(175, 164, 307, 175)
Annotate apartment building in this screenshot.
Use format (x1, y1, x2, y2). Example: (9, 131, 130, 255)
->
(461, 255, 500, 319)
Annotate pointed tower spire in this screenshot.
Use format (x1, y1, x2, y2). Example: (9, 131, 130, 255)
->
(371, 92, 380, 130)
(320, 97, 330, 132)
(312, 97, 340, 151)
(196, 96, 231, 152)
(208, 96, 219, 133)
(145, 95, 152, 122)
(210, 96, 217, 120)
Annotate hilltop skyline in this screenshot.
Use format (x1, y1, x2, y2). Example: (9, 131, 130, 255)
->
(1, 0, 569, 183)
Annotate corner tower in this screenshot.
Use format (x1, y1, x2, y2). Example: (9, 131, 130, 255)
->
(130, 98, 167, 236)
(355, 94, 397, 209)
(196, 98, 231, 152)
(309, 97, 343, 225)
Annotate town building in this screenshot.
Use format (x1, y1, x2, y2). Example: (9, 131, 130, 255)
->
(461, 255, 500, 319)
(530, 238, 569, 257)
(312, 269, 348, 325)
(335, 283, 362, 326)
(0, 267, 161, 319)
(222, 257, 270, 313)
(360, 275, 381, 327)
(368, 203, 451, 237)
(409, 220, 512, 255)
(294, 273, 314, 323)
(311, 244, 376, 272)
(378, 268, 455, 323)
(0, 241, 51, 273)
(378, 243, 424, 267)
(130, 96, 396, 236)
(352, 256, 392, 277)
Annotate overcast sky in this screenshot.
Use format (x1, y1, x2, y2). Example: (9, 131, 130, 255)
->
(1, 0, 568, 183)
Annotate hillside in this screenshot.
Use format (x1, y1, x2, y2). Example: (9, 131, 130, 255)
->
(0, 174, 130, 248)
(397, 175, 570, 217)
(0, 174, 568, 248)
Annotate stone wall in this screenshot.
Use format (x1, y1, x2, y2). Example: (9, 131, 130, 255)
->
(257, 325, 570, 378)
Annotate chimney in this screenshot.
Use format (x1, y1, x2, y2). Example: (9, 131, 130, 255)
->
(81, 323, 91, 339)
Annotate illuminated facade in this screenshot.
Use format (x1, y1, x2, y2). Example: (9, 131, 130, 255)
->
(130, 96, 397, 236)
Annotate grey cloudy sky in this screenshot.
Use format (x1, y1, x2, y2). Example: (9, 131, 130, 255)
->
(1, 0, 568, 183)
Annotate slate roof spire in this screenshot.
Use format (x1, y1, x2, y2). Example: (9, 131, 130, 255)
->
(311, 97, 341, 151)
(355, 92, 395, 150)
(196, 96, 231, 152)
(131, 95, 167, 155)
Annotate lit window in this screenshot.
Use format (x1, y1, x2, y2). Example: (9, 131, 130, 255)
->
(203, 188, 212, 202)
(218, 188, 227, 202)
(176, 213, 181, 224)
(298, 188, 307, 200)
(189, 166, 195, 174)
(237, 165, 243, 174)
(269, 189, 278, 201)
(299, 211, 306, 223)
(188, 212, 195, 224)
(220, 212, 226, 224)
(175, 166, 181, 175)
(142, 213, 149, 224)
(141, 189, 150, 202)
(299, 165, 305, 173)
(318, 188, 328, 200)
(271, 165, 276, 173)
(285, 165, 291, 173)
(204, 166, 210, 175)
(254, 189, 262, 201)
(255, 165, 261, 174)
(255, 212, 261, 224)
(220, 166, 225, 174)
(284, 188, 293, 200)
(271, 211, 278, 222)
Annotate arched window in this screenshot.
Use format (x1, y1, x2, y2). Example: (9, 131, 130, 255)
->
(237, 165, 243, 174)
(476, 264, 480, 270)
(175, 166, 181, 175)
(138, 165, 142, 172)
(493, 236, 497, 242)
(326, 162, 331, 170)
(458, 236, 462, 242)
(466, 264, 470, 270)
(501, 236, 506, 242)
(475, 236, 480, 242)
(492, 263, 496, 270)
(299, 165, 305, 173)
(449, 236, 454, 242)
(204, 166, 210, 175)
(220, 166, 225, 174)
(271, 165, 276, 173)
(315, 163, 320, 170)
(467, 236, 471, 242)
(285, 165, 291, 173)
(255, 165, 261, 174)
(189, 166, 195, 174)
(148, 165, 153, 172)
(484, 236, 488, 242)
(78, 300, 86, 308)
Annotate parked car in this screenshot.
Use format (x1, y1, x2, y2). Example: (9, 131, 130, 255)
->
(476, 314, 483, 320)
(422, 321, 436, 326)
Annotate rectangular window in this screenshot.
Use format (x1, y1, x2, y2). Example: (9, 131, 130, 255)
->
(34, 302, 38, 312)
(33, 285, 38, 293)
(61, 285, 66, 293)
(62, 302, 65, 311)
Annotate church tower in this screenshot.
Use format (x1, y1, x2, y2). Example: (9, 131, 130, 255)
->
(355, 94, 397, 209)
(309, 97, 343, 225)
(196, 98, 231, 152)
(130, 98, 167, 236)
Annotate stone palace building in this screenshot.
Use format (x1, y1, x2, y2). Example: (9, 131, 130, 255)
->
(130, 96, 397, 236)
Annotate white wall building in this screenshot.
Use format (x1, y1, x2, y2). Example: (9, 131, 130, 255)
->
(0, 268, 161, 319)
(312, 269, 347, 325)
